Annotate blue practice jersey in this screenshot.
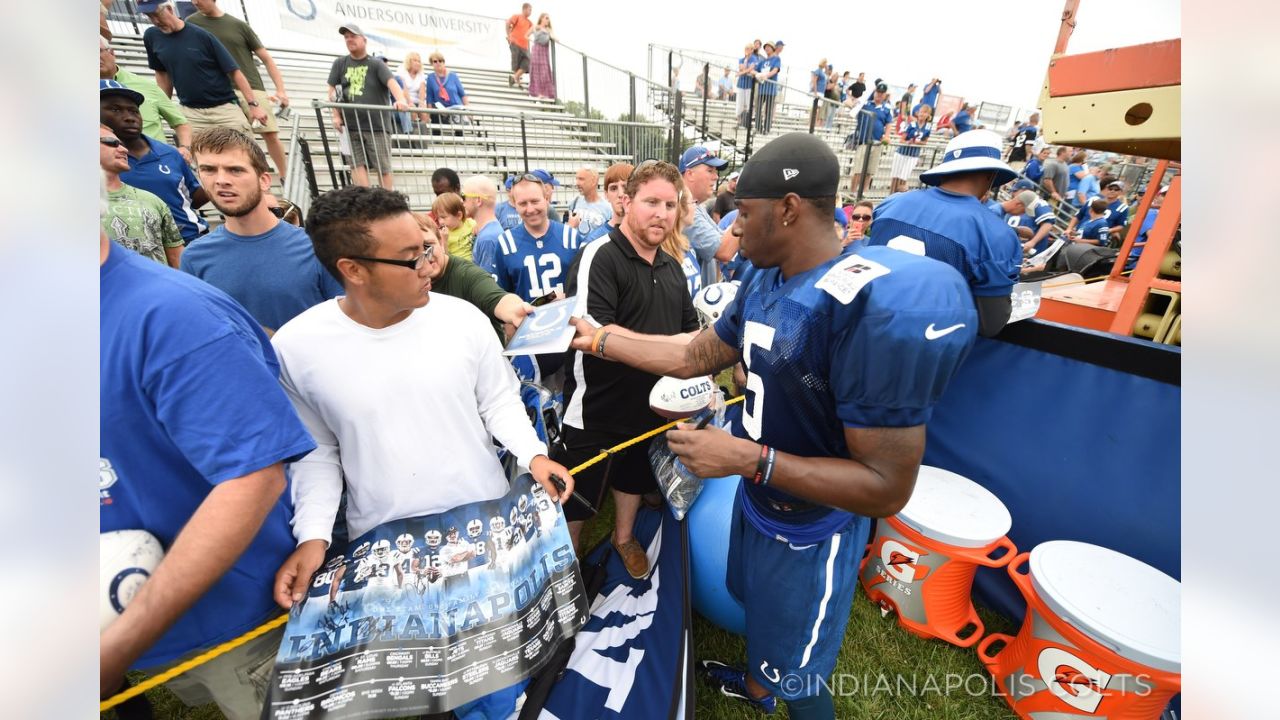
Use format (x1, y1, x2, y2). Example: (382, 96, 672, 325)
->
(1076, 196, 1130, 230)
(1077, 216, 1111, 244)
(495, 201, 522, 230)
(714, 246, 977, 544)
(868, 187, 1022, 298)
(681, 248, 703, 298)
(896, 121, 931, 157)
(479, 221, 584, 302)
(986, 200, 1038, 235)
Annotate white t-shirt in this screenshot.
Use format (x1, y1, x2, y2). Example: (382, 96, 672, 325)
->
(395, 68, 427, 104)
(274, 294, 547, 544)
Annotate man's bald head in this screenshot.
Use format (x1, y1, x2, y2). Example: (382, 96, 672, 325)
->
(461, 175, 497, 209)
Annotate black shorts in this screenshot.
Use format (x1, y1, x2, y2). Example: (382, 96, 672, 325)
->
(552, 425, 657, 522)
(509, 43, 531, 73)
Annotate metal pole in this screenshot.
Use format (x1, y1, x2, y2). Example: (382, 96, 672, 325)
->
(239, 0, 249, 23)
(551, 41, 559, 102)
(124, 0, 139, 34)
(744, 78, 757, 160)
(671, 91, 682, 164)
(519, 113, 530, 173)
(809, 96, 819, 134)
(629, 73, 638, 160)
(701, 63, 710, 142)
(667, 51, 674, 88)
(298, 140, 320, 202)
(855, 123, 873, 203)
(313, 102, 339, 189)
(583, 54, 590, 117)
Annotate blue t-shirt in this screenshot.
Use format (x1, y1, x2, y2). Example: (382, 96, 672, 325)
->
(479, 221, 584, 301)
(143, 23, 238, 108)
(471, 219, 505, 274)
(714, 246, 976, 544)
(757, 56, 782, 96)
(1075, 196, 1130, 229)
(868, 187, 1022, 297)
(920, 83, 941, 109)
(422, 71, 468, 107)
(122, 136, 207, 243)
(1077, 216, 1111, 244)
(896, 121, 932, 156)
(495, 201, 521, 230)
(854, 101, 894, 144)
(1067, 164, 1085, 194)
(952, 110, 973, 134)
(737, 57, 754, 89)
(1025, 157, 1044, 183)
(1075, 173, 1100, 205)
(179, 220, 343, 332)
(100, 243, 315, 667)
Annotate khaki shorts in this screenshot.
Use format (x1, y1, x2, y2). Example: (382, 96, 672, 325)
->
(850, 142, 885, 175)
(180, 102, 252, 135)
(350, 130, 394, 174)
(235, 89, 279, 134)
(1008, 159, 1027, 172)
(140, 624, 284, 720)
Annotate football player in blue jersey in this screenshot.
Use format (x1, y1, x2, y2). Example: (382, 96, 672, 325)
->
(567, 133, 978, 720)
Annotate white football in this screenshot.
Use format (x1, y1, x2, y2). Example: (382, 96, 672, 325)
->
(101, 529, 164, 632)
(649, 375, 717, 420)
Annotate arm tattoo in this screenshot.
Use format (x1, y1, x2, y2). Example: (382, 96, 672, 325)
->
(684, 328, 740, 376)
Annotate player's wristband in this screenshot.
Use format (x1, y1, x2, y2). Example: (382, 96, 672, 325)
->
(596, 331, 611, 359)
(591, 327, 606, 355)
(751, 445, 776, 486)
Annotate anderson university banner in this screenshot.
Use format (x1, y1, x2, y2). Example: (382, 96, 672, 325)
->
(263, 478, 589, 719)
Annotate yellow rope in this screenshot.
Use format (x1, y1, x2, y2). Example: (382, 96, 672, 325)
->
(101, 394, 746, 712)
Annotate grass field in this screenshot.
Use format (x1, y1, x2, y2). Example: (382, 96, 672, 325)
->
(107, 492, 1018, 720)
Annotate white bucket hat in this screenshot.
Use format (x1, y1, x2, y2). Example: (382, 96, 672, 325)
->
(920, 129, 1018, 187)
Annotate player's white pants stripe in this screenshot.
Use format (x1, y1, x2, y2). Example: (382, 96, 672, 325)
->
(799, 534, 841, 668)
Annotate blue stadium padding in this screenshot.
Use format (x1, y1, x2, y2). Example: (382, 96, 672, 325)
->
(687, 475, 747, 635)
(923, 330, 1181, 622)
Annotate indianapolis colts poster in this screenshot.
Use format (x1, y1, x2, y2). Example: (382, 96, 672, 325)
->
(262, 477, 589, 719)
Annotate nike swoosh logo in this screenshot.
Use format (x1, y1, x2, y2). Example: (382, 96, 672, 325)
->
(924, 323, 966, 340)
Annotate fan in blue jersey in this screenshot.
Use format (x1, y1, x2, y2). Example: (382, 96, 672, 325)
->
(890, 105, 934, 194)
(985, 189, 1050, 254)
(566, 134, 977, 720)
(1074, 198, 1113, 245)
(1068, 177, 1130, 243)
(867, 128, 1022, 337)
(477, 175, 586, 302)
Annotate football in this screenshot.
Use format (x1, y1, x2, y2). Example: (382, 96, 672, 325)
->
(649, 375, 717, 420)
(100, 529, 164, 632)
(693, 282, 739, 327)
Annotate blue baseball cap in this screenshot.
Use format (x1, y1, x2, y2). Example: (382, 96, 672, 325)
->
(99, 79, 144, 106)
(135, 0, 165, 12)
(678, 146, 728, 173)
(504, 175, 516, 190)
(834, 207, 848, 228)
(531, 169, 559, 186)
(774, 40, 785, 47)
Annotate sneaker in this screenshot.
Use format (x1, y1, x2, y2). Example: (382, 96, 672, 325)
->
(612, 535, 651, 579)
(698, 659, 776, 714)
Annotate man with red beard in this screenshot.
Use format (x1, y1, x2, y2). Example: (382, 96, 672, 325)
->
(554, 161, 700, 578)
(180, 128, 342, 335)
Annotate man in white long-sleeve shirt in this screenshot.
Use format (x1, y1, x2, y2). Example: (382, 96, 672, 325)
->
(270, 186, 575, 615)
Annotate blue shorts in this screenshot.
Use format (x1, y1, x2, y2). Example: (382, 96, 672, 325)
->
(727, 492, 871, 700)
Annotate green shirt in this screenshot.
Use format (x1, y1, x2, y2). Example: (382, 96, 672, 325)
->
(103, 184, 186, 265)
(434, 256, 508, 337)
(187, 12, 266, 90)
(113, 68, 188, 144)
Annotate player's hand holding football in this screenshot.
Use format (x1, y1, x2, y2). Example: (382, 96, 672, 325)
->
(274, 539, 327, 609)
(667, 423, 758, 478)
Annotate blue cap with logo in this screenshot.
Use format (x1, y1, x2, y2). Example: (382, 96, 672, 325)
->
(678, 146, 728, 173)
(99, 79, 144, 106)
(531, 169, 559, 186)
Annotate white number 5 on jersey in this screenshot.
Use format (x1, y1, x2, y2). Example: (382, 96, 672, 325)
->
(742, 321, 775, 440)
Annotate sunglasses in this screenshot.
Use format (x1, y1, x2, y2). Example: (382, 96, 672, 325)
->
(431, 59, 445, 64)
(849, 214, 872, 222)
(100, 137, 123, 148)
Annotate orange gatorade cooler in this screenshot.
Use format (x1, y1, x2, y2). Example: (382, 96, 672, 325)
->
(860, 465, 1016, 647)
(977, 541, 1181, 719)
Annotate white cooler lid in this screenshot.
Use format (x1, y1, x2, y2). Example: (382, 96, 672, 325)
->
(897, 465, 1012, 548)
(1030, 540, 1181, 673)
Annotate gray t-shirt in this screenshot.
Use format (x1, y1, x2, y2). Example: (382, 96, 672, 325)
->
(328, 55, 394, 132)
(568, 196, 613, 236)
(1041, 158, 1070, 197)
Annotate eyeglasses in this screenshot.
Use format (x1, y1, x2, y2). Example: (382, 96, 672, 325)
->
(100, 137, 123, 148)
(431, 59, 445, 64)
(346, 243, 436, 271)
(849, 214, 872, 221)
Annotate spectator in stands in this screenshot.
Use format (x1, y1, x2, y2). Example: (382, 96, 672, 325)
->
(496, 175, 522, 229)
(1068, 177, 1129, 241)
(463, 175, 504, 269)
(712, 170, 740, 223)
(986, 190, 1039, 244)
(1006, 112, 1039, 170)
(736, 44, 757, 128)
(866, 129, 1022, 336)
(432, 167, 462, 197)
(567, 167, 613, 237)
(100, 194, 316, 720)
(693, 68, 709, 99)
(676, 188, 705, 297)
(952, 103, 975, 134)
(1073, 198, 1112, 246)
(416, 212, 532, 336)
(478, 174, 584, 303)
(270, 185, 573, 720)
(1066, 150, 1088, 203)
(849, 72, 867, 101)
(1075, 163, 1102, 208)
(680, 146, 730, 287)
(916, 77, 941, 113)
(754, 41, 784, 134)
(556, 161, 699, 573)
(327, 23, 410, 189)
(531, 168, 561, 215)
(136, 1, 266, 135)
(844, 200, 875, 248)
(188, 0, 291, 180)
(901, 83, 917, 113)
(849, 82, 894, 196)
(101, 79, 210, 245)
(422, 52, 470, 136)
(811, 58, 829, 98)
(890, 105, 932, 194)
(1020, 191, 1057, 255)
(101, 125, 184, 267)
(1024, 145, 1049, 185)
(1041, 146, 1071, 206)
(507, 3, 534, 87)
(581, 162, 633, 243)
(181, 128, 342, 334)
(100, 37, 192, 161)
(394, 52, 427, 133)
(718, 67, 735, 101)
(432, 192, 476, 259)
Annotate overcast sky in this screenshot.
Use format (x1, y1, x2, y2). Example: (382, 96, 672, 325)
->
(421, 0, 1180, 111)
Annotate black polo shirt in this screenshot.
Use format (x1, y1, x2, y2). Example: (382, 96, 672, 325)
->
(561, 227, 700, 436)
